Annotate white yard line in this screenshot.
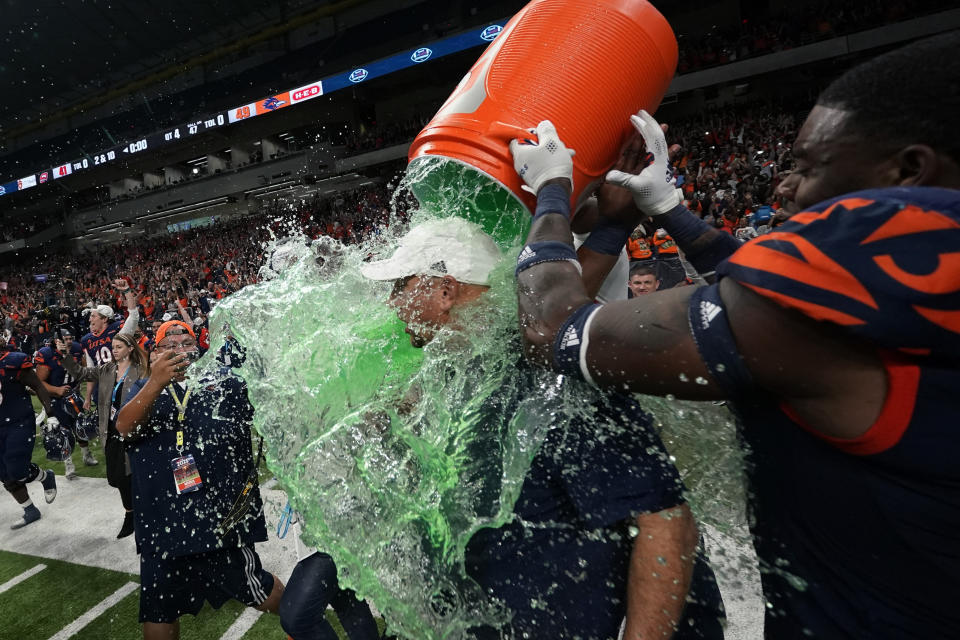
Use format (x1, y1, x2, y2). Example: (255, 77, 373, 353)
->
(218, 608, 264, 639)
(47, 581, 139, 640)
(0, 563, 46, 594)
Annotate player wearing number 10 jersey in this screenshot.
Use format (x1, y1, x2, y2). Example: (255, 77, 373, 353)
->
(79, 281, 139, 408)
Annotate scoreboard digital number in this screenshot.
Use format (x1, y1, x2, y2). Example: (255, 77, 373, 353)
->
(229, 102, 258, 123)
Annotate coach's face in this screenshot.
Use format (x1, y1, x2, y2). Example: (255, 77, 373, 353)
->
(388, 275, 455, 348)
(789, 106, 903, 211)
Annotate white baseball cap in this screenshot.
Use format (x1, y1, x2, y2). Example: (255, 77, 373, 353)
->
(360, 218, 501, 286)
(94, 305, 114, 319)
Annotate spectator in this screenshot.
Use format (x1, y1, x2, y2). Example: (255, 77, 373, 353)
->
(116, 320, 284, 638)
(628, 264, 659, 297)
(60, 332, 149, 538)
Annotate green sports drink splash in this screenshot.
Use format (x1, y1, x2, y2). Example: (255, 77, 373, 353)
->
(185, 0, 754, 633)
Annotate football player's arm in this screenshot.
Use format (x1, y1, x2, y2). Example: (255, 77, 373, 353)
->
(34, 364, 69, 397)
(624, 504, 698, 640)
(20, 367, 55, 417)
(522, 253, 889, 438)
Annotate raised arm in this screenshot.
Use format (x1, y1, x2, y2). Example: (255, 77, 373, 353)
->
(510, 119, 888, 438)
(115, 278, 139, 336)
(604, 111, 739, 281)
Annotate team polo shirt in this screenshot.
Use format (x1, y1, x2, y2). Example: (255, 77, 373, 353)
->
(465, 364, 725, 639)
(707, 186, 960, 637)
(0, 351, 34, 426)
(125, 375, 267, 558)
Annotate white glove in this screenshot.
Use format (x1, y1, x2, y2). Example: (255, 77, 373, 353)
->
(605, 110, 682, 216)
(44, 416, 60, 433)
(509, 120, 576, 195)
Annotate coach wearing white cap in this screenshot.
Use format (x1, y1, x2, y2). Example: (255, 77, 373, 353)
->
(360, 216, 726, 639)
(361, 217, 501, 348)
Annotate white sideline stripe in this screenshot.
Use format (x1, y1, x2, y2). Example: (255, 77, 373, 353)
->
(0, 563, 46, 594)
(219, 608, 263, 640)
(47, 581, 139, 640)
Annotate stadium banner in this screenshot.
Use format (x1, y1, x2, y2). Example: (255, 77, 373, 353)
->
(0, 22, 505, 197)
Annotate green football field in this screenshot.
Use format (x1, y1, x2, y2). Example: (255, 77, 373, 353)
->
(0, 549, 383, 640)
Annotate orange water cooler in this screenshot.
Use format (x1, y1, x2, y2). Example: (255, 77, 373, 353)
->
(407, 0, 678, 224)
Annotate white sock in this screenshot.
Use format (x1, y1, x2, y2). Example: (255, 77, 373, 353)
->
(18, 498, 33, 509)
(80, 445, 90, 455)
(35, 469, 47, 483)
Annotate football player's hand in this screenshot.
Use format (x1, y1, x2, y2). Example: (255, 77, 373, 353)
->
(54, 385, 71, 398)
(605, 110, 682, 216)
(55, 338, 69, 355)
(44, 416, 61, 434)
(509, 120, 576, 196)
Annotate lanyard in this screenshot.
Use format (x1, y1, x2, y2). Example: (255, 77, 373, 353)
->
(111, 369, 129, 404)
(168, 384, 191, 422)
(176, 430, 185, 455)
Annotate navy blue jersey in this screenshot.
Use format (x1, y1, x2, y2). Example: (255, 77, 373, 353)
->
(33, 343, 83, 388)
(125, 375, 267, 558)
(466, 366, 724, 639)
(0, 351, 35, 425)
(81, 319, 124, 367)
(708, 186, 960, 637)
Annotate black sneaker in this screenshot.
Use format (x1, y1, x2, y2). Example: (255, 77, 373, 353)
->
(41, 469, 57, 504)
(10, 504, 41, 530)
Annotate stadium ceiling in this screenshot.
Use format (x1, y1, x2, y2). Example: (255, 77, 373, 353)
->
(0, 0, 424, 140)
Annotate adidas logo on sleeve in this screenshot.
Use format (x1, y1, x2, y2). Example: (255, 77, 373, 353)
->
(517, 246, 536, 264)
(700, 300, 722, 329)
(559, 325, 580, 350)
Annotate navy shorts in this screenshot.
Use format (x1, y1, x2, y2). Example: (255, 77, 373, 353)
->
(0, 420, 37, 483)
(139, 545, 274, 623)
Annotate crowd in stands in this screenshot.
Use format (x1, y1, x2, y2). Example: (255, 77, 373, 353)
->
(1, 99, 797, 340)
(0, 180, 408, 353)
(343, 116, 430, 155)
(1, 219, 38, 243)
(677, 0, 951, 73)
(668, 102, 798, 230)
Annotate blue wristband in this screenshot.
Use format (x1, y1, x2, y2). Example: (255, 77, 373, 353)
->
(515, 241, 581, 277)
(552, 302, 602, 384)
(534, 183, 572, 220)
(581, 218, 633, 256)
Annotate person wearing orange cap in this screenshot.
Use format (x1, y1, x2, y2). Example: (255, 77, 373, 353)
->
(117, 320, 284, 639)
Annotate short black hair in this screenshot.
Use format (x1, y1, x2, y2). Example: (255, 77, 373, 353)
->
(629, 264, 657, 278)
(816, 30, 960, 162)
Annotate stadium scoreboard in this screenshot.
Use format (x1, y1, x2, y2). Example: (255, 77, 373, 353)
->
(0, 22, 506, 199)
